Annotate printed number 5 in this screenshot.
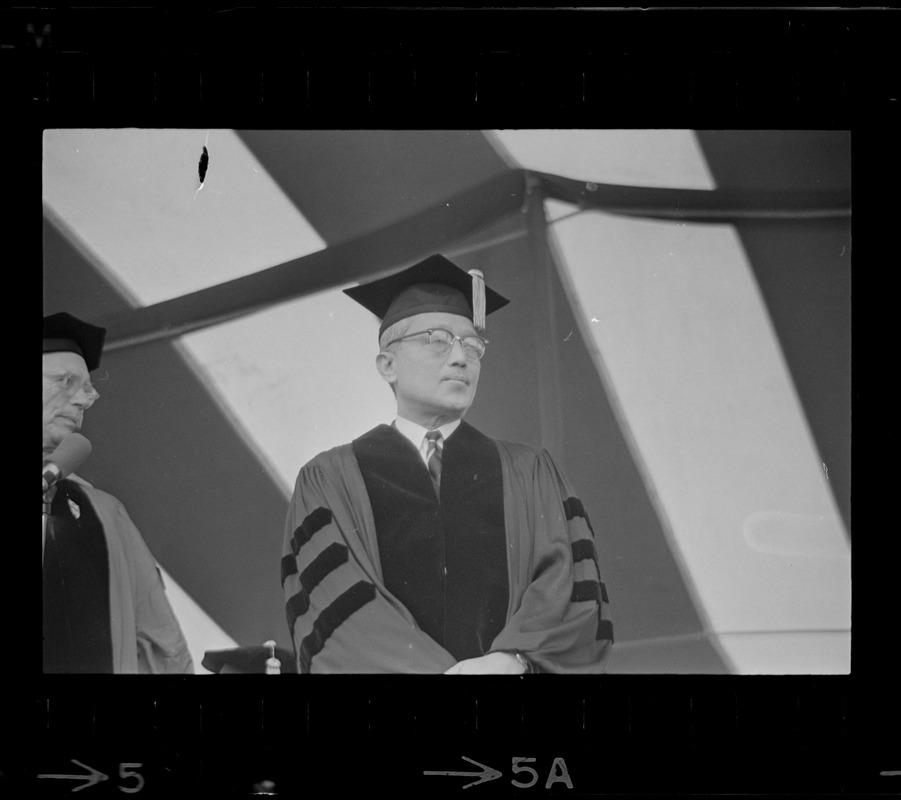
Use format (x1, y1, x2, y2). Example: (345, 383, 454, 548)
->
(511, 757, 539, 788)
(119, 763, 144, 794)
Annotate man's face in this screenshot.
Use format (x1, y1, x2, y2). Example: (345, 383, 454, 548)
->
(379, 311, 483, 426)
(42, 351, 98, 453)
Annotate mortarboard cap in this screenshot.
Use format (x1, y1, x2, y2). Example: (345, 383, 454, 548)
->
(201, 645, 298, 674)
(343, 253, 510, 337)
(43, 312, 107, 372)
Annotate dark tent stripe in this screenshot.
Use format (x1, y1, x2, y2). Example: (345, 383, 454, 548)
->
(299, 581, 377, 673)
(291, 507, 333, 556)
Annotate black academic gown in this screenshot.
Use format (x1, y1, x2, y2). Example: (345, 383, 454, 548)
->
(42, 476, 194, 674)
(282, 421, 613, 674)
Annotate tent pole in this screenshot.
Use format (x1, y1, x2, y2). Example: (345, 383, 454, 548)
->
(522, 175, 567, 461)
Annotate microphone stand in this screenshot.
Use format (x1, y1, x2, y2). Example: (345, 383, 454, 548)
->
(42, 486, 56, 567)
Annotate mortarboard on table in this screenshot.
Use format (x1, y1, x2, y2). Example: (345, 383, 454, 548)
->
(202, 644, 298, 674)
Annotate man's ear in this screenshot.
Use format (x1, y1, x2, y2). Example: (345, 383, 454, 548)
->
(375, 351, 397, 386)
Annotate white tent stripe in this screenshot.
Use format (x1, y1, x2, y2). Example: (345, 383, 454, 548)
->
(550, 209, 850, 673)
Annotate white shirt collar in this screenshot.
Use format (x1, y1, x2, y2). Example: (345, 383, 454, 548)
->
(394, 415, 461, 462)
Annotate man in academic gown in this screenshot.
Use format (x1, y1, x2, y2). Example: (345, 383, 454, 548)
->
(42, 312, 193, 674)
(282, 254, 613, 674)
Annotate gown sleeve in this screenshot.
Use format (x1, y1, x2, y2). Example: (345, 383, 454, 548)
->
(490, 444, 614, 673)
(90, 488, 194, 674)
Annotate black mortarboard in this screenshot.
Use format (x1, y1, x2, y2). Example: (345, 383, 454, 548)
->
(201, 645, 297, 674)
(343, 253, 510, 337)
(43, 312, 107, 372)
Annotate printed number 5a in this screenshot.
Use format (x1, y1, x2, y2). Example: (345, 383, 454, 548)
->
(512, 757, 572, 789)
(119, 763, 144, 794)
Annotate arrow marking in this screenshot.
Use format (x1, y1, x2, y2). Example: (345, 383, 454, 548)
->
(424, 755, 502, 789)
(38, 759, 109, 792)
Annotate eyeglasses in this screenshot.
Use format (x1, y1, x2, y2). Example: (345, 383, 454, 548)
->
(43, 370, 101, 407)
(384, 328, 488, 360)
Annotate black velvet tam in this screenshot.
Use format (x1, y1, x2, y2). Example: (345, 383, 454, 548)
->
(43, 312, 107, 371)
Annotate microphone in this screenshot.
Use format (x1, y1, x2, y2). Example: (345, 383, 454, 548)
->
(42, 433, 92, 493)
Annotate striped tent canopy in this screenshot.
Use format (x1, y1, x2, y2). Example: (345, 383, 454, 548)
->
(42, 129, 850, 674)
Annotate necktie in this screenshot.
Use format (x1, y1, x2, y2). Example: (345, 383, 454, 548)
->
(424, 430, 443, 493)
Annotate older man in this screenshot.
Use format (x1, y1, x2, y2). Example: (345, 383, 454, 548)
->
(42, 312, 193, 673)
(282, 254, 612, 674)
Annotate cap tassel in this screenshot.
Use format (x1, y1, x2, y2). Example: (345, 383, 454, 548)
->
(469, 269, 486, 332)
(264, 639, 281, 675)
